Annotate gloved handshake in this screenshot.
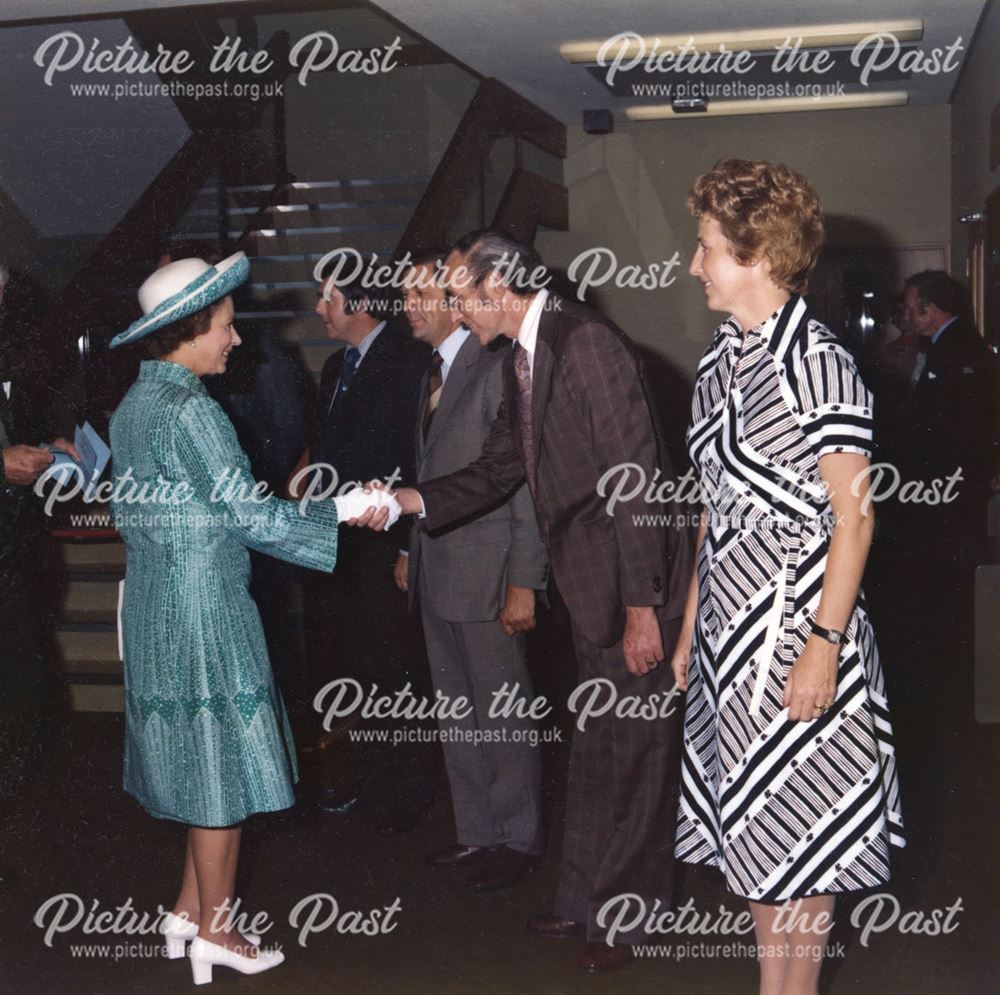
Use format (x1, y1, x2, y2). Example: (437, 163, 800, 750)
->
(332, 485, 403, 529)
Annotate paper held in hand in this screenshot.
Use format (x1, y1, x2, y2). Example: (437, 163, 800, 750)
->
(41, 421, 110, 500)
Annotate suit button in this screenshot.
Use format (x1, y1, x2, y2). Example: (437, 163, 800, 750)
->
(652, 575, 663, 593)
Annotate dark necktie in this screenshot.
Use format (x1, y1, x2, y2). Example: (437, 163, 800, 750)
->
(422, 351, 444, 439)
(512, 342, 537, 498)
(328, 346, 360, 418)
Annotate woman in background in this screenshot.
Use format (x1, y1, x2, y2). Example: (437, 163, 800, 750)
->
(671, 160, 904, 995)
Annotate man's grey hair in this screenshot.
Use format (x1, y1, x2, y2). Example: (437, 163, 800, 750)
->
(451, 230, 547, 298)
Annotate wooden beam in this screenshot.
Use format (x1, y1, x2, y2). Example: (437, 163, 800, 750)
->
(397, 78, 568, 255)
(492, 169, 568, 244)
(396, 82, 501, 254)
(482, 79, 566, 160)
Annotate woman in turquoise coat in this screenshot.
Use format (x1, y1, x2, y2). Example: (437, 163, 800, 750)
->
(109, 251, 386, 985)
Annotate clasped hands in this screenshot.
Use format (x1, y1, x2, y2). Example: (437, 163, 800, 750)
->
(332, 484, 401, 528)
(333, 481, 423, 530)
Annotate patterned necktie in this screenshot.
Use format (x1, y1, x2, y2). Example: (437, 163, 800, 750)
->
(423, 351, 444, 439)
(512, 342, 536, 497)
(328, 346, 360, 417)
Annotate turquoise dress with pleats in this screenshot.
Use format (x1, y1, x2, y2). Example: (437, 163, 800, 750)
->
(110, 360, 338, 827)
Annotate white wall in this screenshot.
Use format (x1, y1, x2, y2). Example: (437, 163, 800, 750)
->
(537, 104, 952, 382)
(951, 0, 1000, 270)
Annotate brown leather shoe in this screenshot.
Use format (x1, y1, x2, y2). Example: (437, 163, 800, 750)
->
(577, 941, 635, 973)
(426, 844, 493, 867)
(466, 846, 538, 893)
(525, 914, 585, 938)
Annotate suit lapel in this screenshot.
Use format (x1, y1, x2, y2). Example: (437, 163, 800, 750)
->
(329, 326, 391, 422)
(422, 333, 478, 456)
(528, 298, 561, 477)
(414, 367, 429, 464)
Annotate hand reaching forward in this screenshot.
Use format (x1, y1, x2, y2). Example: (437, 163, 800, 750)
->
(358, 481, 424, 531)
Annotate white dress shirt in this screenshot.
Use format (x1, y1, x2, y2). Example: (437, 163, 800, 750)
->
(434, 325, 471, 384)
(351, 320, 386, 368)
(514, 289, 549, 376)
(910, 315, 957, 387)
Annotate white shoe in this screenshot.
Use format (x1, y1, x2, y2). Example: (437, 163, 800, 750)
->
(189, 935, 284, 985)
(160, 913, 260, 960)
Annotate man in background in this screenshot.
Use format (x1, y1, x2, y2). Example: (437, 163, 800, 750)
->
(0, 263, 78, 839)
(301, 259, 435, 832)
(398, 250, 548, 891)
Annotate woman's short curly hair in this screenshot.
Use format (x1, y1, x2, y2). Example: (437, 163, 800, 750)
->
(687, 159, 824, 293)
(143, 299, 224, 358)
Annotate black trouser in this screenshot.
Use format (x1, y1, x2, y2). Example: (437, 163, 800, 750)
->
(305, 530, 436, 816)
(0, 527, 64, 806)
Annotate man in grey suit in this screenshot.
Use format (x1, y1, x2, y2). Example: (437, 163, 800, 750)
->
(394, 251, 549, 891)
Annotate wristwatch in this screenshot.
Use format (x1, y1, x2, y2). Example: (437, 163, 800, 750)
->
(810, 620, 846, 645)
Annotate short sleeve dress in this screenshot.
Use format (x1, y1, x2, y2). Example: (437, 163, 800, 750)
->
(675, 295, 905, 903)
(110, 360, 339, 827)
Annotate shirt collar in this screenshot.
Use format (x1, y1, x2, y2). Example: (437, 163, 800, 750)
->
(353, 320, 386, 364)
(515, 288, 549, 357)
(716, 298, 791, 347)
(931, 315, 957, 345)
(435, 325, 471, 382)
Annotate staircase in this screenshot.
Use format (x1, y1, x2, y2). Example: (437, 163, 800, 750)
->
(57, 534, 124, 712)
(176, 173, 432, 378)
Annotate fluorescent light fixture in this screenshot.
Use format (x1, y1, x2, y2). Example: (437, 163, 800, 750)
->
(625, 90, 909, 120)
(560, 20, 923, 61)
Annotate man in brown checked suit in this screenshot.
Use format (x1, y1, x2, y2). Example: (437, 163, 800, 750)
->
(373, 230, 693, 973)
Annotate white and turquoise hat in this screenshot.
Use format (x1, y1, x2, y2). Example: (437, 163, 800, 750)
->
(109, 251, 250, 349)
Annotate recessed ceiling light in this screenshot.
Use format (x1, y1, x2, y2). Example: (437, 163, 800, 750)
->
(560, 20, 923, 62)
(625, 89, 909, 120)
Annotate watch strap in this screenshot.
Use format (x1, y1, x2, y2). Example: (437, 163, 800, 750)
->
(810, 620, 846, 644)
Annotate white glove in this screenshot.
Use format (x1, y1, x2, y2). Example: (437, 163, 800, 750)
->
(333, 487, 401, 529)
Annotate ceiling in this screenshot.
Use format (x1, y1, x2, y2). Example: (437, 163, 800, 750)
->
(0, 0, 252, 19)
(0, 1, 989, 125)
(370, 0, 990, 123)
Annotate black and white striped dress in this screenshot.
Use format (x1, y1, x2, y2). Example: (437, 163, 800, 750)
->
(675, 295, 905, 903)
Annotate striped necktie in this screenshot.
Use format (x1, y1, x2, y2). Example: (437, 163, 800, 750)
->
(422, 351, 444, 439)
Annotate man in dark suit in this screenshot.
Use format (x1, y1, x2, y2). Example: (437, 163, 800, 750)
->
(396, 251, 548, 891)
(377, 231, 693, 972)
(899, 270, 998, 561)
(0, 265, 78, 824)
(302, 261, 435, 831)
